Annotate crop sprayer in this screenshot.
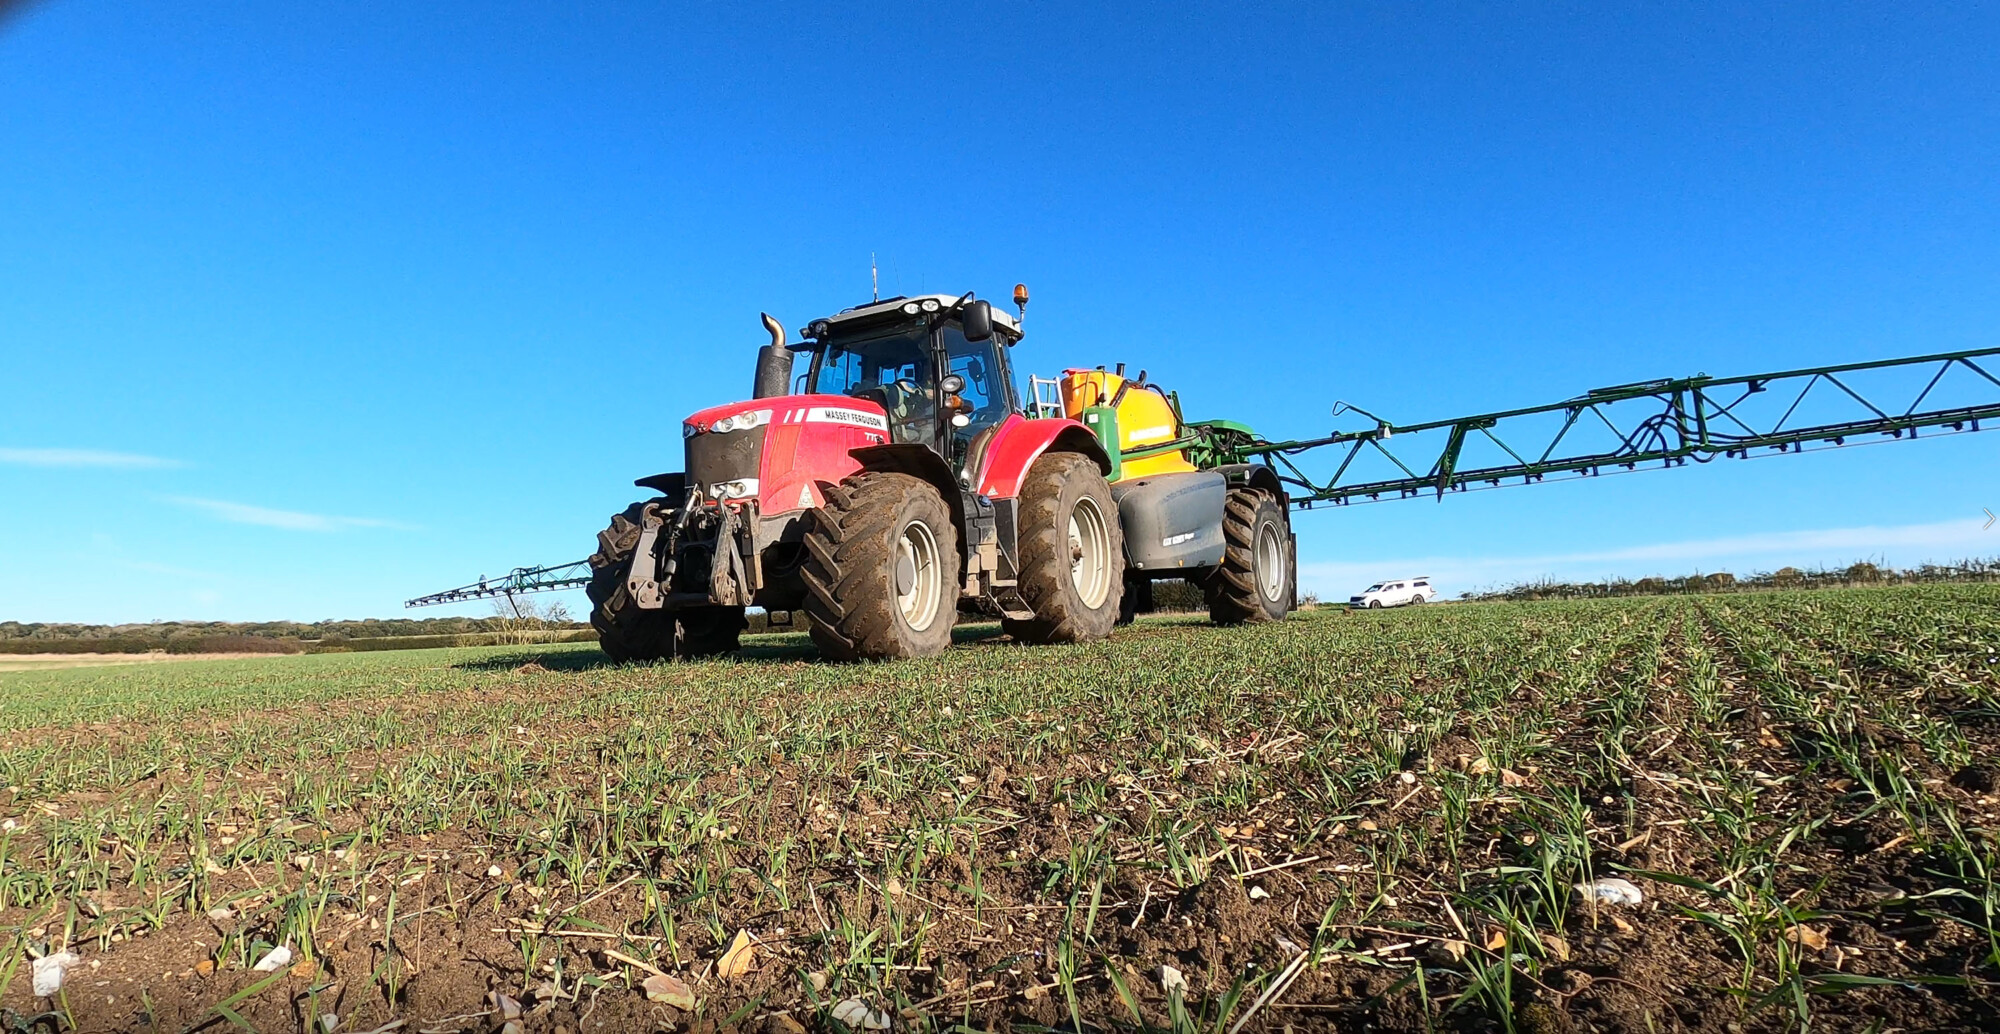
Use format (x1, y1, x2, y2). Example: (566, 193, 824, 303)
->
(408, 285, 2000, 662)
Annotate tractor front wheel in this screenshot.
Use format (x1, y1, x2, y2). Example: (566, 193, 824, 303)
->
(1205, 488, 1293, 624)
(801, 472, 961, 661)
(587, 500, 678, 662)
(1003, 452, 1124, 644)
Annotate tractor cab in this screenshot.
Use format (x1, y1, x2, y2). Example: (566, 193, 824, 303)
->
(797, 294, 1022, 473)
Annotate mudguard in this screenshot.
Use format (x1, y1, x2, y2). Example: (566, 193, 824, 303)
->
(848, 443, 967, 537)
(1211, 463, 1288, 506)
(974, 414, 1112, 499)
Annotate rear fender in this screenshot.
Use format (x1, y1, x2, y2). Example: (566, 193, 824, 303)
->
(1212, 463, 1288, 509)
(975, 415, 1112, 499)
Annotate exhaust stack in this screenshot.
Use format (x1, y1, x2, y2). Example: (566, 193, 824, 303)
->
(753, 312, 793, 399)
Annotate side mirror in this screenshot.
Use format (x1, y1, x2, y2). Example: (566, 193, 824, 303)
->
(962, 300, 994, 342)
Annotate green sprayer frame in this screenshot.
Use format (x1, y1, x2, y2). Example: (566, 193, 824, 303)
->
(1190, 345, 2000, 506)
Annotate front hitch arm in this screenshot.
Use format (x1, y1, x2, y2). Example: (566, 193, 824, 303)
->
(627, 488, 700, 609)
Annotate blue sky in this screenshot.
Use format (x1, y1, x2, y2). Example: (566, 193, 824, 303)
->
(3, 2, 1996, 623)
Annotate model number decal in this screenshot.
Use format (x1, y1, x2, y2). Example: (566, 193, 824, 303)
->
(803, 407, 888, 430)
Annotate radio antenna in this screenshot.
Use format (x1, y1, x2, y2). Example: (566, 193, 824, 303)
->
(871, 253, 879, 302)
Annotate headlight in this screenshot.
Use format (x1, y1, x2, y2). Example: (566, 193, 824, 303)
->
(708, 410, 771, 434)
(711, 478, 759, 500)
(920, 298, 940, 312)
(901, 301, 921, 315)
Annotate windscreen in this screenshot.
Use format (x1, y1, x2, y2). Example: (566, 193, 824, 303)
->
(811, 323, 1015, 447)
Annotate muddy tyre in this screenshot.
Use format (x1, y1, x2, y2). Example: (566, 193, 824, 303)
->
(1002, 452, 1124, 644)
(1205, 488, 1292, 624)
(587, 500, 678, 662)
(801, 472, 960, 661)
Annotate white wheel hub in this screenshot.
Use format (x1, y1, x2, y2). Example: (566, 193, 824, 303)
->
(1066, 495, 1113, 609)
(1254, 520, 1286, 602)
(896, 518, 943, 632)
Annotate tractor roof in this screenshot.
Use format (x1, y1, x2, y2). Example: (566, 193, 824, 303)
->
(821, 294, 1020, 335)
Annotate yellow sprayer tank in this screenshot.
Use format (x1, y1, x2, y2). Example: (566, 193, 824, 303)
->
(1058, 368, 1197, 480)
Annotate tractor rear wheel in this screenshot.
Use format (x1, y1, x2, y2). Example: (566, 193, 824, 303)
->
(801, 472, 960, 661)
(1002, 452, 1124, 644)
(587, 500, 678, 662)
(1205, 488, 1292, 624)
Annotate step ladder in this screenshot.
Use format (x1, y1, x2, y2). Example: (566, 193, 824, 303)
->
(1028, 375, 1065, 419)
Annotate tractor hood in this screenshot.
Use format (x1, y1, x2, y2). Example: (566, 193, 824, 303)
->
(681, 395, 891, 514)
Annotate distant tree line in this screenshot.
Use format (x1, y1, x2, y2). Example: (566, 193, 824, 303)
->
(1465, 556, 2000, 602)
(0, 613, 589, 655)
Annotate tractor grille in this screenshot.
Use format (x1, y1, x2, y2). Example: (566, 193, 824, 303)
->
(686, 426, 765, 499)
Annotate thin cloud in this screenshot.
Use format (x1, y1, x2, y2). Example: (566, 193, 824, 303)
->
(165, 496, 416, 533)
(0, 447, 183, 469)
(1300, 518, 1995, 595)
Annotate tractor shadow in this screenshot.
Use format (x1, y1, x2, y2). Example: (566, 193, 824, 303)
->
(450, 622, 1015, 672)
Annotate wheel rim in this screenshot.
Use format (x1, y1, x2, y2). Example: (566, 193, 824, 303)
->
(1066, 496, 1113, 609)
(1254, 520, 1286, 601)
(895, 517, 944, 632)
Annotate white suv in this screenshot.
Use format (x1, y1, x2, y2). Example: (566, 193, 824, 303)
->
(1350, 578, 1437, 609)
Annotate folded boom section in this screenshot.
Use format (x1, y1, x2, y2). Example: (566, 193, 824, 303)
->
(1232, 346, 2000, 506)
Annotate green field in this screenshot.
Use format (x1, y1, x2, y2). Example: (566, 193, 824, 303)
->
(2, 588, 1996, 1032)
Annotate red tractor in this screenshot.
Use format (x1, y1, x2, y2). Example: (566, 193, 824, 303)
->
(585, 287, 1296, 661)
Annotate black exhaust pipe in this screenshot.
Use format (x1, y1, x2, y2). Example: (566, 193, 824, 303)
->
(753, 312, 793, 399)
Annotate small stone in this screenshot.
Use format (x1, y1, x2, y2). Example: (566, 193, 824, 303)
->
(317, 1013, 339, 1032)
(195, 959, 216, 977)
(205, 906, 235, 921)
(1248, 885, 1270, 900)
(807, 970, 828, 992)
(831, 998, 892, 1030)
(487, 865, 504, 878)
(251, 945, 293, 973)
(1159, 964, 1188, 996)
(1398, 770, 1417, 785)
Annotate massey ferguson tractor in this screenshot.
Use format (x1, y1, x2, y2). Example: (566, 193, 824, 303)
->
(410, 287, 2000, 662)
(577, 287, 1296, 662)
